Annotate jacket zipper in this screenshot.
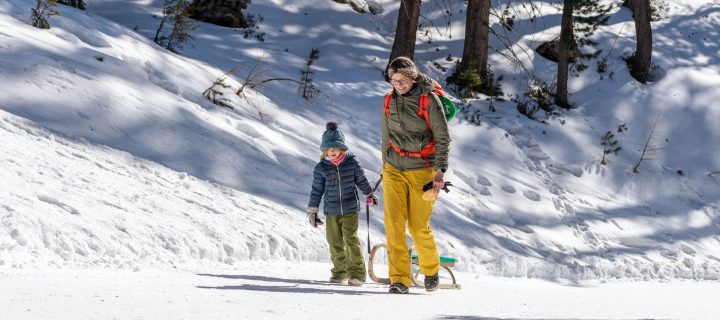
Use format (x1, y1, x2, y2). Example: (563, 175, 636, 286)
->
(336, 165, 343, 214)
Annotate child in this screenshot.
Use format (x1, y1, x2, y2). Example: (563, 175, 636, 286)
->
(307, 121, 379, 286)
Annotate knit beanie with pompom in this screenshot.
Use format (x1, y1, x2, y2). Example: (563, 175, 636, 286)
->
(320, 121, 347, 151)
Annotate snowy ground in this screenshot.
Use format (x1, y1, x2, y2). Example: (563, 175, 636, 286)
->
(0, 0, 720, 320)
(2, 89, 717, 319)
(2, 0, 719, 281)
(1, 261, 718, 320)
(0, 109, 325, 270)
(1, 0, 720, 317)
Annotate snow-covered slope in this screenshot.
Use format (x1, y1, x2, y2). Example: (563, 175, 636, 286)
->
(0, 109, 327, 269)
(1, 0, 719, 281)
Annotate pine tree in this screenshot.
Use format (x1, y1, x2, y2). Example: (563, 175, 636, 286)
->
(189, 0, 250, 28)
(154, 0, 197, 54)
(459, 0, 490, 84)
(57, 0, 85, 10)
(299, 48, 320, 100)
(449, 0, 492, 98)
(555, 0, 575, 108)
(600, 131, 621, 165)
(447, 61, 483, 98)
(627, 0, 653, 83)
(31, 0, 60, 29)
(555, 0, 610, 108)
(386, 0, 420, 79)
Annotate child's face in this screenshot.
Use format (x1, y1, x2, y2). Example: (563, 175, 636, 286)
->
(326, 148, 343, 160)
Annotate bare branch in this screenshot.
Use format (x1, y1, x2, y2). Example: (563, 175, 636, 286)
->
(488, 28, 533, 79)
(633, 114, 663, 173)
(250, 77, 303, 89)
(486, 2, 538, 81)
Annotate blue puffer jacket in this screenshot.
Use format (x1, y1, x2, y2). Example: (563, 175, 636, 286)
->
(308, 152, 374, 216)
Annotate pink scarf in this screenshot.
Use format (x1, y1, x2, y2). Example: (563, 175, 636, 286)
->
(328, 151, 347, 166)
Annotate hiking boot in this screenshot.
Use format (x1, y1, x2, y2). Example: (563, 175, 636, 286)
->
(388, 283, 409, 294)
(329, 276, 346, 284)
(348, 278, 365, 286)
(424, 273, 439, 292)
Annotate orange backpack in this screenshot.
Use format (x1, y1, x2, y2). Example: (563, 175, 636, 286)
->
(383, 83, 451, 167)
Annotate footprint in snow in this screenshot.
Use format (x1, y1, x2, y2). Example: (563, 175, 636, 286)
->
(479, 186, 491, 196)
(501, 185, 516, 193)
(680, 243, 697, 256)
(523, 190, 541, 201)
(476, 176, 492, 186)
(37, 195, 80, 215)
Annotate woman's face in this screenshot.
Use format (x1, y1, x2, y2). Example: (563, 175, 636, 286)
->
(326, 148, 343, 160)
(390, 74, 415, 95)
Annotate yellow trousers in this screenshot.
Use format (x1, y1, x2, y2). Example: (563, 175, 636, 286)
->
(382, 163, 440, 287)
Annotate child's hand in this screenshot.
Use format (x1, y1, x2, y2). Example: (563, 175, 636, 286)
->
(366, 194, 379, 206)
(307, 207, 323, 228)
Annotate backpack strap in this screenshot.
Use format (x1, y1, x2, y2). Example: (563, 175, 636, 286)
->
(384, 90, 437, 168)
(383, 91, 393, 119)
(388, 141, 435, 168)
(433, 83, 445, 97)
(385, 90, 434, 131)
(385, 91, 433, 130)
(418, 93, 431, 130)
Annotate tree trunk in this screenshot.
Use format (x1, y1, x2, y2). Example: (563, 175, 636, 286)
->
(387, 0, 420, 75)
(631, 0, 652, 83)
(555, 0, 574, 108)
(153, 16, 166, 44)
(189, 0, 249, 28)
(460, 0, 490, 80)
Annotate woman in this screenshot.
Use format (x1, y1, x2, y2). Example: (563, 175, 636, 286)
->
(381, 56, 451, 294)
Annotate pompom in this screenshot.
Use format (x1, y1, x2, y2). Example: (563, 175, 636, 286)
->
(326, 121, 338, 130)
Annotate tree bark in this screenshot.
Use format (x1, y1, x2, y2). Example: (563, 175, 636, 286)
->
(460, 0, 490, 80)
(631, 0, 652, 83)
(555, 0, 574, 108)
(153, 16, 166, 43)
(387, 0, 420, 74)
(189, 0, 249, 28)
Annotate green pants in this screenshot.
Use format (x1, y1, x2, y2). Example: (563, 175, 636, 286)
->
(326, 212, 366, 281)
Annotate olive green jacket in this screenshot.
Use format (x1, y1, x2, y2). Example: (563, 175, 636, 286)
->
(381, 73, 451, 172)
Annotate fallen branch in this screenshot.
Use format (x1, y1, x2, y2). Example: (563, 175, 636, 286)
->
(251, 77, 303, 89)
(633, 114, 663, 173)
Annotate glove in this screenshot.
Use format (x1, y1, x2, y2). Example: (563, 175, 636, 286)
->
(422, 181, 453, 193)
(307, 207, 323, 228)
(366, 193, 379, 206)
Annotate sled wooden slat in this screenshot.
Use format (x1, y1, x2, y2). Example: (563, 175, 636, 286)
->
(368, 243, 461, 289)
(411, 253, 457, 267)
(368, 243, 391, 284)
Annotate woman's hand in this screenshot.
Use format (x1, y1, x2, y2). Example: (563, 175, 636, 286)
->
(432, 171, 445, 194)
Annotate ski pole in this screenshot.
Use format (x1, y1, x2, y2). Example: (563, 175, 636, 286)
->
(366, 174, 383, 254)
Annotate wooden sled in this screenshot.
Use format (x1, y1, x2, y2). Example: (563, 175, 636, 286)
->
(368, 243, 461, 289)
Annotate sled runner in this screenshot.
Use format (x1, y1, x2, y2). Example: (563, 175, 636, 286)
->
(368, 243, 461, 289)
